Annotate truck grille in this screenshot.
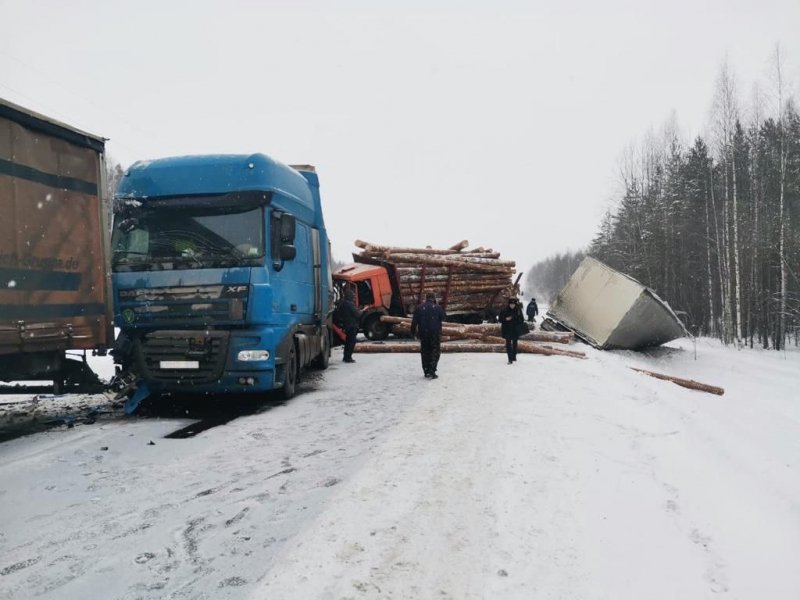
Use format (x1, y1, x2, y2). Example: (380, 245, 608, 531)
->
(135, 330, 229, 385)
(118, 284, 248, 327)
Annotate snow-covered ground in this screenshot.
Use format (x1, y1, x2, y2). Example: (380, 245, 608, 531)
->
(0, 337, 798, 599)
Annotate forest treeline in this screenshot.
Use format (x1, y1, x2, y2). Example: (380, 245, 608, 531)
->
(527, 52, 799, 349)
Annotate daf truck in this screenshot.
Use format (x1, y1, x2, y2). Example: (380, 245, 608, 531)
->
(110, 154, 332, 403)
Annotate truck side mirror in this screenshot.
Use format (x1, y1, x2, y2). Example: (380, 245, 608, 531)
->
(280, 214, 296, 243)
(271, 211, 297, 269)
(280, 244, 296, 260)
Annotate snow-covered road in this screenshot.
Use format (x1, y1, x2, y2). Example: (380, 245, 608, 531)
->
(1, 339, 798, 599)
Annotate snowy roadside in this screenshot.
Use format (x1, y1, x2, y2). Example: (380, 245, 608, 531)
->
(0, 352, 120, 443)
(256, 339, 800, 599)
(0, 339, 798, 599)
(0, 352, 430, 599)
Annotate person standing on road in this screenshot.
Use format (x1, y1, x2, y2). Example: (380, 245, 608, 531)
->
(526, 298, 539, 323)
(410, 292, 446, 379)
(499, 297, 526, 364)
(335, 288, 361, 363)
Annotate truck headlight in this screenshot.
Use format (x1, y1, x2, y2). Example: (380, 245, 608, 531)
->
(237, 350, 270, 361)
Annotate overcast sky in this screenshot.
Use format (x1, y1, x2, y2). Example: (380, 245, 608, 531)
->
(2, 0, 799, 279)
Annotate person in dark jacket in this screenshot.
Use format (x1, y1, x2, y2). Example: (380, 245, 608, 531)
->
(498, 297, 525, 364)
(526, 298, 539, 323)
(410, 293, 446, 378)
(335, 288, 361, 363)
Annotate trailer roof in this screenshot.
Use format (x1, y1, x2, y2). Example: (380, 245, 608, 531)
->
(0, 97, 105, 153)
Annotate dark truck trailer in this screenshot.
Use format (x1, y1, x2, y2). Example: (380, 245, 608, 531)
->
(0, 98, 112, 392)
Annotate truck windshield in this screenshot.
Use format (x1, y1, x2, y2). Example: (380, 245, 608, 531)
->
(111, 205, 264, 271)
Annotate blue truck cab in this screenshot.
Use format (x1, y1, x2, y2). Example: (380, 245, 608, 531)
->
(111, 154, 332, 402)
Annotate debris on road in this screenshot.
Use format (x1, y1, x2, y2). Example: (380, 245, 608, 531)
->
(542, 257, 688, 350)
(352, 316, 587, 358)
(630, 367, 725, 395)
(380, 316, 574, 344)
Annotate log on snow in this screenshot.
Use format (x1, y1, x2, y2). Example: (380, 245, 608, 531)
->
(354, 341, 584, 358)
(519, 330, 574, 343)
(629, 368, 725, 395)
(384, 318, 572, 345)
(481, 336, 587, 358)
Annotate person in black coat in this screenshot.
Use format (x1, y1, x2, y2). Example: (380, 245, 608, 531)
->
(498, 297, 525, 364)
(335, 288, 361, 363)
(410, 293, 446, 378)
(526, 298, 539, 323)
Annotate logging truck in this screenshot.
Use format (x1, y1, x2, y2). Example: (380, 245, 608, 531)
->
(333, 241, 519, 340)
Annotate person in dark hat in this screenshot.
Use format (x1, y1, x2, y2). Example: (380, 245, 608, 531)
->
(498, 296, 525, 364)
(410, 292, 446, 378)
(335, 288, 361, 363)
(526, 297, 539, 323)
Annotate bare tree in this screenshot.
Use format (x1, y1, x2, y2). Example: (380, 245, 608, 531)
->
(710, 61, 742, 342)
(773, 45, 789, 350)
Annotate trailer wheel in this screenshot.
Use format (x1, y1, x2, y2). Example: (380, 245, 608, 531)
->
(363, 314, 389, 341)
(282, 347, 298, 400)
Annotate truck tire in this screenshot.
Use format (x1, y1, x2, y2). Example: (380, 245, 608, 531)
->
(363, 314, 389, 341)
(311, 328, 330, 370)
(282, 347, 298, 400)
(52, 375, 65, 396)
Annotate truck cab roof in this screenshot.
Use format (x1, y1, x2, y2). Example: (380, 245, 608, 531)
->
(333, 263, 387, 282)
(116, 153, 323, 227)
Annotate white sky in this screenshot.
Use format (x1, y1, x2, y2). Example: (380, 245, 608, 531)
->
(2, 0, 799, 274)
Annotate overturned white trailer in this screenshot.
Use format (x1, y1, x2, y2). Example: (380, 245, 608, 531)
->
(543, 257, 687, 350)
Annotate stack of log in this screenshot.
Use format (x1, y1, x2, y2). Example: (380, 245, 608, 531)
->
(353, 239, 518, 314)
(351, 316, 586, 359)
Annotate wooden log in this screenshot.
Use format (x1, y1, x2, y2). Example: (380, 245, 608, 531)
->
(380, 316, 415, 324)
(481, 336, 587, 358)
(398, 273, 511, 283)
(355, 240, 470, 255)
(410, 279, 513, 290)
(396, 265, 511, 274)
(391, 323, 470, 335)
(629, 368, 725, 395)
(520, 330, 575, 343)
(387, 253, 516, 268)
(409, 284, 510, 293)
(354, 341, 585, 358)
(382, 316, 575, 345)
(456, 252, 501, 259)
(368, 247, 464, 256)
(458, 322, 502, 334)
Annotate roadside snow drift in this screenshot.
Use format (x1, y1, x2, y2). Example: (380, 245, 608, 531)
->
(0, 339, 798, 600)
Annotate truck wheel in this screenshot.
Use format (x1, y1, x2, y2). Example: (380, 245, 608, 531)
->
(363, 314, 389, 341)
(282, 348, 297, 400)
(311, 328, 330, 370)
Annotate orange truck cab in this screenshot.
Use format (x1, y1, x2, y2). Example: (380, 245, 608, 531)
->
(332, 263, 405, 340)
